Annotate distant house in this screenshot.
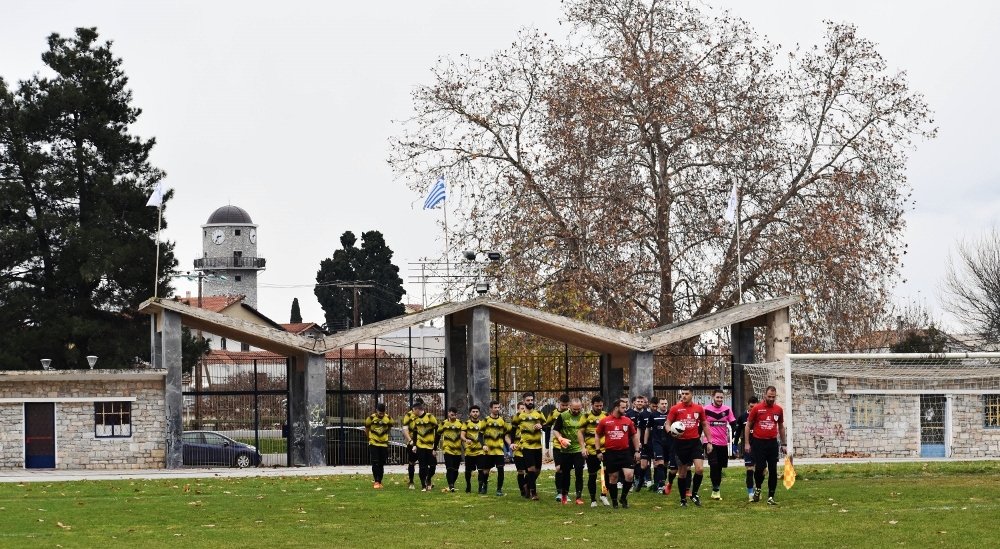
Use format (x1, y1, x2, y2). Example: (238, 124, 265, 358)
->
(174, 294, 284, 352)
(280, 322, 327, 339)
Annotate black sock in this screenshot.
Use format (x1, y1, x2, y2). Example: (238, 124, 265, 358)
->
(408, 462, 415, 484)
(768, 465, 778, 497)
(479, 470, 487, 491)
(517, 472, 526, 495)
(692, 473, 703, 495)
(465, 469, 472, 490)
(621, 479, 631, 501)
(588, 473, 598, 500)
(710, 467, 722, 491)
(668, 471, 677, 486)
(608, 482, 618, 503)
(497, 468, 504, 491)
(746, 469, 754, 489)
(654, 465, 665, 487)
(678, 476, 689, 500)
(754, 466, 765, 489)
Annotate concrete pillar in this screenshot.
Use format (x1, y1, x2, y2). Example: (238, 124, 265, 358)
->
(628, 350, 654, 400)
(731, 323, 755, 407)
(288, 353, 327, 466)
(150, 315, 163, 369)
(765, 307, 791, 362)
(161, 310, 183, 469)
(444, 315, 469, 410)
(600, 353, 624, 403)
(467, 306, 491, 412)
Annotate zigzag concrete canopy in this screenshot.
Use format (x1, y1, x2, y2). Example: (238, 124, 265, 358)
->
(141, 294, 800, 355)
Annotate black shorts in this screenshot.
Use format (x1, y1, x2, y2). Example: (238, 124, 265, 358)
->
(586, 454, 602, 474)
(465, 454, 481, 470)
(482, 454, 506, 470)
(407, 443, 418, 464)
(639, 442, 652, 460)
(751, 437, 779, 466)
(513, 454, 525, 471)
(647, 439, 666, 461)
(706, 444, 729, 468)
(556, 451, 584, 471)
(603, 449, 633, 473)
(522, 449, 543, 470)
(444, 453, 462, 470)
(369, 445, 388, 466)
(673, 438, 704, 466)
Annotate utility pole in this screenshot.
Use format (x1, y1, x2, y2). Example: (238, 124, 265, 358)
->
(328, 282, 374, 329)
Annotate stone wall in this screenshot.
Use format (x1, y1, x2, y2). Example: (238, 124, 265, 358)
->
(792, 374, 1000, 458)
(0, 371, 166, 469)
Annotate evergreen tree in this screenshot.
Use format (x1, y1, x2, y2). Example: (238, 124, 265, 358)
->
(289, 297, 302, 323)
(314, 230, 405, 331)
(0, 28, 175, 369)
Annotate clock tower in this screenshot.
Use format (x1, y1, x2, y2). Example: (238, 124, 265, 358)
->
(194, 205, 266, 308)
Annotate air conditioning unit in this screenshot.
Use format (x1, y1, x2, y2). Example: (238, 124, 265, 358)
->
(813, 378, 838, 394)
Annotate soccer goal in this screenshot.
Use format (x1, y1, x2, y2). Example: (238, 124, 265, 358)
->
(744, 353, 1000, 459)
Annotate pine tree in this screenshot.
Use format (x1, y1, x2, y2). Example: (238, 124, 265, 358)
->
(0, 28, 176, 369)
(314, 230, 405, 331)
(289, 298, 303, 324)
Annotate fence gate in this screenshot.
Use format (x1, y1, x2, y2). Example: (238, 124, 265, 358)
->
(183, 358, 290, 467)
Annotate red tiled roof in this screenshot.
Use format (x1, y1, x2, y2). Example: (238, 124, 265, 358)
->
(175, 294, 245, 313)
(281, 322, 321, 334)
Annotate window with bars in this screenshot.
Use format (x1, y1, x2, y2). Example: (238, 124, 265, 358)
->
(850, 395, 884, 428)
(95, 401, 132, 438)
(985, 395, 1000, 428)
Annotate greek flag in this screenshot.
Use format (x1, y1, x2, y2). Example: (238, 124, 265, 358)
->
(723, 180, 738, 223)
(423, 176, 446, 209)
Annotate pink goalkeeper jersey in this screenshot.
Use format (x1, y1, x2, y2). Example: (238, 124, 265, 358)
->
(703, 402, 736, 445)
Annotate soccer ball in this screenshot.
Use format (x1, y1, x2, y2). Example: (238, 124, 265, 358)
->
(669, 421, 685, 437)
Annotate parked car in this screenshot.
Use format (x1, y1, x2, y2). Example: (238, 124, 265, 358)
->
(183, 430, 261, 468)
(326, 426, 407, 466)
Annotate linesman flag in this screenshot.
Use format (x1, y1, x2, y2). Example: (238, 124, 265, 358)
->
(783, 455, 796, 489)
(423, 176, 446, 209)
(722, 180, 738, 223)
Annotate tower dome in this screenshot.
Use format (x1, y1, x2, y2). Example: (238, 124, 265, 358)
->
(206, 205, 253, 224)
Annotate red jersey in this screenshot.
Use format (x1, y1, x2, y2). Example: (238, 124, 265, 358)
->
(747, 402, 784, 440)
(595, 414, 636, 451)
(666, 401, 705, 440)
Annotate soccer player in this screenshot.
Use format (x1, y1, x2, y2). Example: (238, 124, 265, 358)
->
(511, 392, 546, 500)
(595, 397, 641, 509)
(551, 397, 587, 505)
(509, 401, 529, 497)
(364, 402, 393, 489)
(744, 386, 786, 505)
(734, 395, 759, 501)
(410, 400, 439, 492)
(704, 389, 737, 500)
(438, 407, 465, 492)
(461, 404, 485, 493)
(546, 394, 570, 501)
(624, 395, 648, 491)
(481, 400, 512, 496)
(582, 396, 610, 507)
(401, 397, 423, 489)
(667, 386, 712, 507)
(645, 396, 669, 493)
(636, 395, 654, 491)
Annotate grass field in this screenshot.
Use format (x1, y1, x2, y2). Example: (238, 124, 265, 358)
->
(1, 461, 997, 548)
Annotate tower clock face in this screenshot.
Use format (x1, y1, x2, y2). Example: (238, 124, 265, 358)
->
(248, 228, 257, 244)
(212, 229, 225, 245)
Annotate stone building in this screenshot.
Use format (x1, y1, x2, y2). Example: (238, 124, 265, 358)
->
(0, 370, 166, 469)
(194, 205, 265, 309)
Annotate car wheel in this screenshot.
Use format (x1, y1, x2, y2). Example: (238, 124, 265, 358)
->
(234, 453, 252, 468)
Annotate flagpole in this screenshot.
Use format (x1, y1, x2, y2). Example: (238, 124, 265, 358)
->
(736, 205, 743, 304)
(154, 202, 162, 298)
(443, 195, 450, 301)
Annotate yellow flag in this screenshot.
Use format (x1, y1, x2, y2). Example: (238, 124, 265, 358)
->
(783, 455, 796, 489)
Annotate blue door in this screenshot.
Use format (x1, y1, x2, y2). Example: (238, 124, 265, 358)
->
(25, 402, 56, 468)
(920, 395, 946, 458)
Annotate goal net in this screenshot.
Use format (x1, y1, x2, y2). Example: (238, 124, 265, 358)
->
(744, 353, 1000, 459)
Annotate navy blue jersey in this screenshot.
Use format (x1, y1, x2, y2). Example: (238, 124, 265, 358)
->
(647, 410, 668, 444)
(637, 409, 655, 441)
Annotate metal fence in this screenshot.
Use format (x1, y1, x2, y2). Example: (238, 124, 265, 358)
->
(183, 358, 289, 467)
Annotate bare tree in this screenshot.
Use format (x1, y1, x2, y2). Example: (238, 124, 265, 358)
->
(942, 228, 1000, 344)
(391, 0, 935, 350)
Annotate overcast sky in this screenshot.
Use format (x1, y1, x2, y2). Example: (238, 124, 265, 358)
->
(3, 1, 997, 330)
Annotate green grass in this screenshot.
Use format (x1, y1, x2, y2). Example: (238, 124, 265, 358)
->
(0, 461, 997, 548)
(233, 437, 287, 454)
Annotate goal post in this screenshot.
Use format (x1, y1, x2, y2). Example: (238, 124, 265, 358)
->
(744, 353, 1000, 459)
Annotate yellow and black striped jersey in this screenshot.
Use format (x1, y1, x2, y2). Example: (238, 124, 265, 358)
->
(517, 409, 547, 450)
(509, 412, 525, 457)
(364, 413, 394, 447)
(438, 418, 465, 455)
(547, 408, 564, 453)
(411, 412, 439, 450)
(583, 410, 607, 453)
(482, 414, 510, 456)
(462, 419, 486, 457)
(402, 410, 418, 442)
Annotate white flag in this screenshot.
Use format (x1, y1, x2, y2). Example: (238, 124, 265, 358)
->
(146, 182, 165, 207)
(723, 181, 738, 223)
